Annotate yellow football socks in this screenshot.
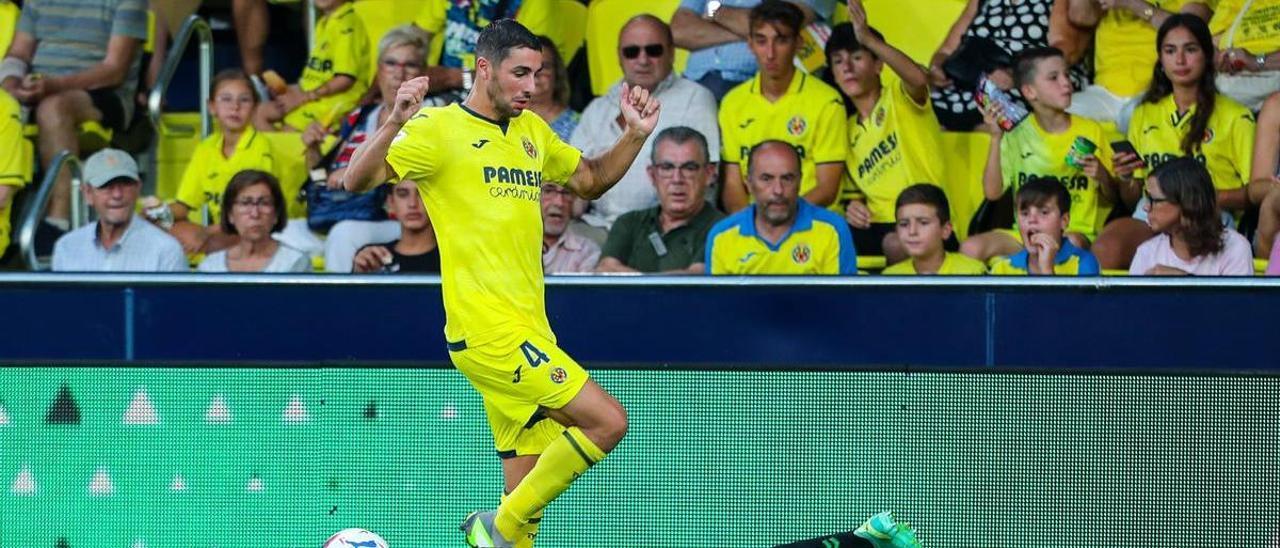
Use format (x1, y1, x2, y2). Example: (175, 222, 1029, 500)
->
(494, 427, 606, 541)
(500, 493, 543, 548)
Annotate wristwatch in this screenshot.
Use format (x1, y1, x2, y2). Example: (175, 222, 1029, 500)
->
(1140, 5, 1155, 20)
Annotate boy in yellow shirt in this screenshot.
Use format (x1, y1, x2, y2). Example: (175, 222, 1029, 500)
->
(883, 184, 986, 275)
(962, 47, 1118, 263)
(253, 0, 369, 131)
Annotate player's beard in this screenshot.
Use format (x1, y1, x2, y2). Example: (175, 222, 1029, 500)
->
(487, 79, 521, 120)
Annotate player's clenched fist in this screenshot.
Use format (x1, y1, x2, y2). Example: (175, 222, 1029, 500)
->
(389, 76, 431, 126)
(620, 84, 662, 137)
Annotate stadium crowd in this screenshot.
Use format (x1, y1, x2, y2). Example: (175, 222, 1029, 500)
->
(2, 0, 1280, 276)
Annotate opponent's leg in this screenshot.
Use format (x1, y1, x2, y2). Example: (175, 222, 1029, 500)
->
(493, 380, 627, 542)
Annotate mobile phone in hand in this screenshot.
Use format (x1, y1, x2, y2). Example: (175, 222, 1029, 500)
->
(1110, 140, 1145, 167)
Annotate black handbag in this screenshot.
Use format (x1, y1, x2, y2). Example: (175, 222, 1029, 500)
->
(943, 36, 1014, 91)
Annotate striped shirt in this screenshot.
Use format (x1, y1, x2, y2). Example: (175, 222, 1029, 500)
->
(18, 0, 148, 119)
(52, 215, 187, 272)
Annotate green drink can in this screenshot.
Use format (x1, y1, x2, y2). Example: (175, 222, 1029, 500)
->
(1066, 136, 1098, 169)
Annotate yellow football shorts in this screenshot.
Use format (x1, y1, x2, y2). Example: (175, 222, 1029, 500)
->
(448, 330, 590, 456)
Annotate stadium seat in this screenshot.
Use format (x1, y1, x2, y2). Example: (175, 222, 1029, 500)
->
(1255, 258, 1268, 275)
(353, 0, 434, 82)
(553, 0, 588, 64)
(863, 0, 966, 65)
(259, 131, 310, 221)
(585, 0, 690, 96)
(860, 255, 887, 271)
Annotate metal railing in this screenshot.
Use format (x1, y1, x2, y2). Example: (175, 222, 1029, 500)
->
(17, 151, 84, 271)
(147, 14, 213, 140)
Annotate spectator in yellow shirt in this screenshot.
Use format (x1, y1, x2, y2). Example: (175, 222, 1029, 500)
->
(254, 0, 369, 131)
(152, 70, 275, 255)
(718, 0, 847, 214)
(962, 47, 1117, 263)
(827, 0, 945, 264)
(1065, 0, 1213, 125)
(883, 184, 987, 275)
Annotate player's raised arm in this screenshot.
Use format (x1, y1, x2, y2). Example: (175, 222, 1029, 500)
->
(343, 76, 431, 193)
(566, 84, 662, 200)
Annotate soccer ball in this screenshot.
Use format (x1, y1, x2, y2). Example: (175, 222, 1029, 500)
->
(323, 528, 389, 548)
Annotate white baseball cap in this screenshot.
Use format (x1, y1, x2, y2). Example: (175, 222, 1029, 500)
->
(83, 149, 140, 188)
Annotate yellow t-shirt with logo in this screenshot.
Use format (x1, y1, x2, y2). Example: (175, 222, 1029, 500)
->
(999, 114, 1115, 240)
(1127, 94, 1255, 192)
(883, 252, 987, 275)
(705, 200, 857, 275)
(1096, 0, 1203, 97)
(286, 2, 370, 130)
(843, 80, 945, 223)
(1211, 0, 1280, 54)
(387, 103, 582, 347)
(720, 71, 848, 208)
(0, 90, 31, 253)
(175, 126, 275, 224)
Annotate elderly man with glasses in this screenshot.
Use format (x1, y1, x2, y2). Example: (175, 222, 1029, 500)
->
(569, 14, 721, 246)
(596, 127, 724, 274)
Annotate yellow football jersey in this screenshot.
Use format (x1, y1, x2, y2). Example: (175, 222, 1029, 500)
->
(989, 240, 1101, 276)
(1095, 0, 1202, 97)
(387, 103, 582, 347)
(999, 114, 1115, 240)
(720, 72, 848, 206)
(883, 252, 987, 275)
(175, 126, 275, 224)
(705, 200, 857, 275)
(0, 90, 31, 253)
(844, 80, 945, 223)
(298, 2, 370, 103)
(1127, 93, 1255, 192)
(1210, 0, 1280, 54)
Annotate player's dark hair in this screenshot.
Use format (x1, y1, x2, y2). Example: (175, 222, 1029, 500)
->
(1015, 176, 1071, 216)
(747, 140, 802, 176)
(749, 0, 804, 37)
(824, 22, 885, 63)
(1144, 14, 1217, 157)
(476, 19, 542, 68)
(651, 126, 710, 165)
(210, 69, 257, 105)
(1013, 46, 1065, 89)
(895, 184, 951, 225)
(221, 169, 287, 235)
(1150, 157, 1224, 257)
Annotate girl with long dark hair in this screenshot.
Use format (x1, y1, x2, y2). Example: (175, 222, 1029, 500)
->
(1092, 14, 1256, 270)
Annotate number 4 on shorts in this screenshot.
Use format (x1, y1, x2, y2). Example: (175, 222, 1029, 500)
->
(519, 341, 550, 368)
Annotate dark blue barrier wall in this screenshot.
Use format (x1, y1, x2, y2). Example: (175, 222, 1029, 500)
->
(1, 274, 1276, 372)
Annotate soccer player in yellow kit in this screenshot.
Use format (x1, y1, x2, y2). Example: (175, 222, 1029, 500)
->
(343, 20, 660, 548)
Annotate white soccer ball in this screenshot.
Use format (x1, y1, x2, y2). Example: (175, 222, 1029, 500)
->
(323, 528, 389, 548)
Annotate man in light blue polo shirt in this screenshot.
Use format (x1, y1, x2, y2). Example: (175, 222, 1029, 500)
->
(672, 0, 834, 101)
(52, 149, 186, 272)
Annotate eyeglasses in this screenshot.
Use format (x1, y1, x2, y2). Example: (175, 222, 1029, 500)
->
(621, 44, 665, 59)
(381, 58, 423, 71)
(233, 198, 275, 210)
(653, 161, 704, 177)
(1143, 187, 1172, 206)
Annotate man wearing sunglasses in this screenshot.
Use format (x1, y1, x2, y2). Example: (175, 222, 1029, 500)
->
(570, 15, 720, 246)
